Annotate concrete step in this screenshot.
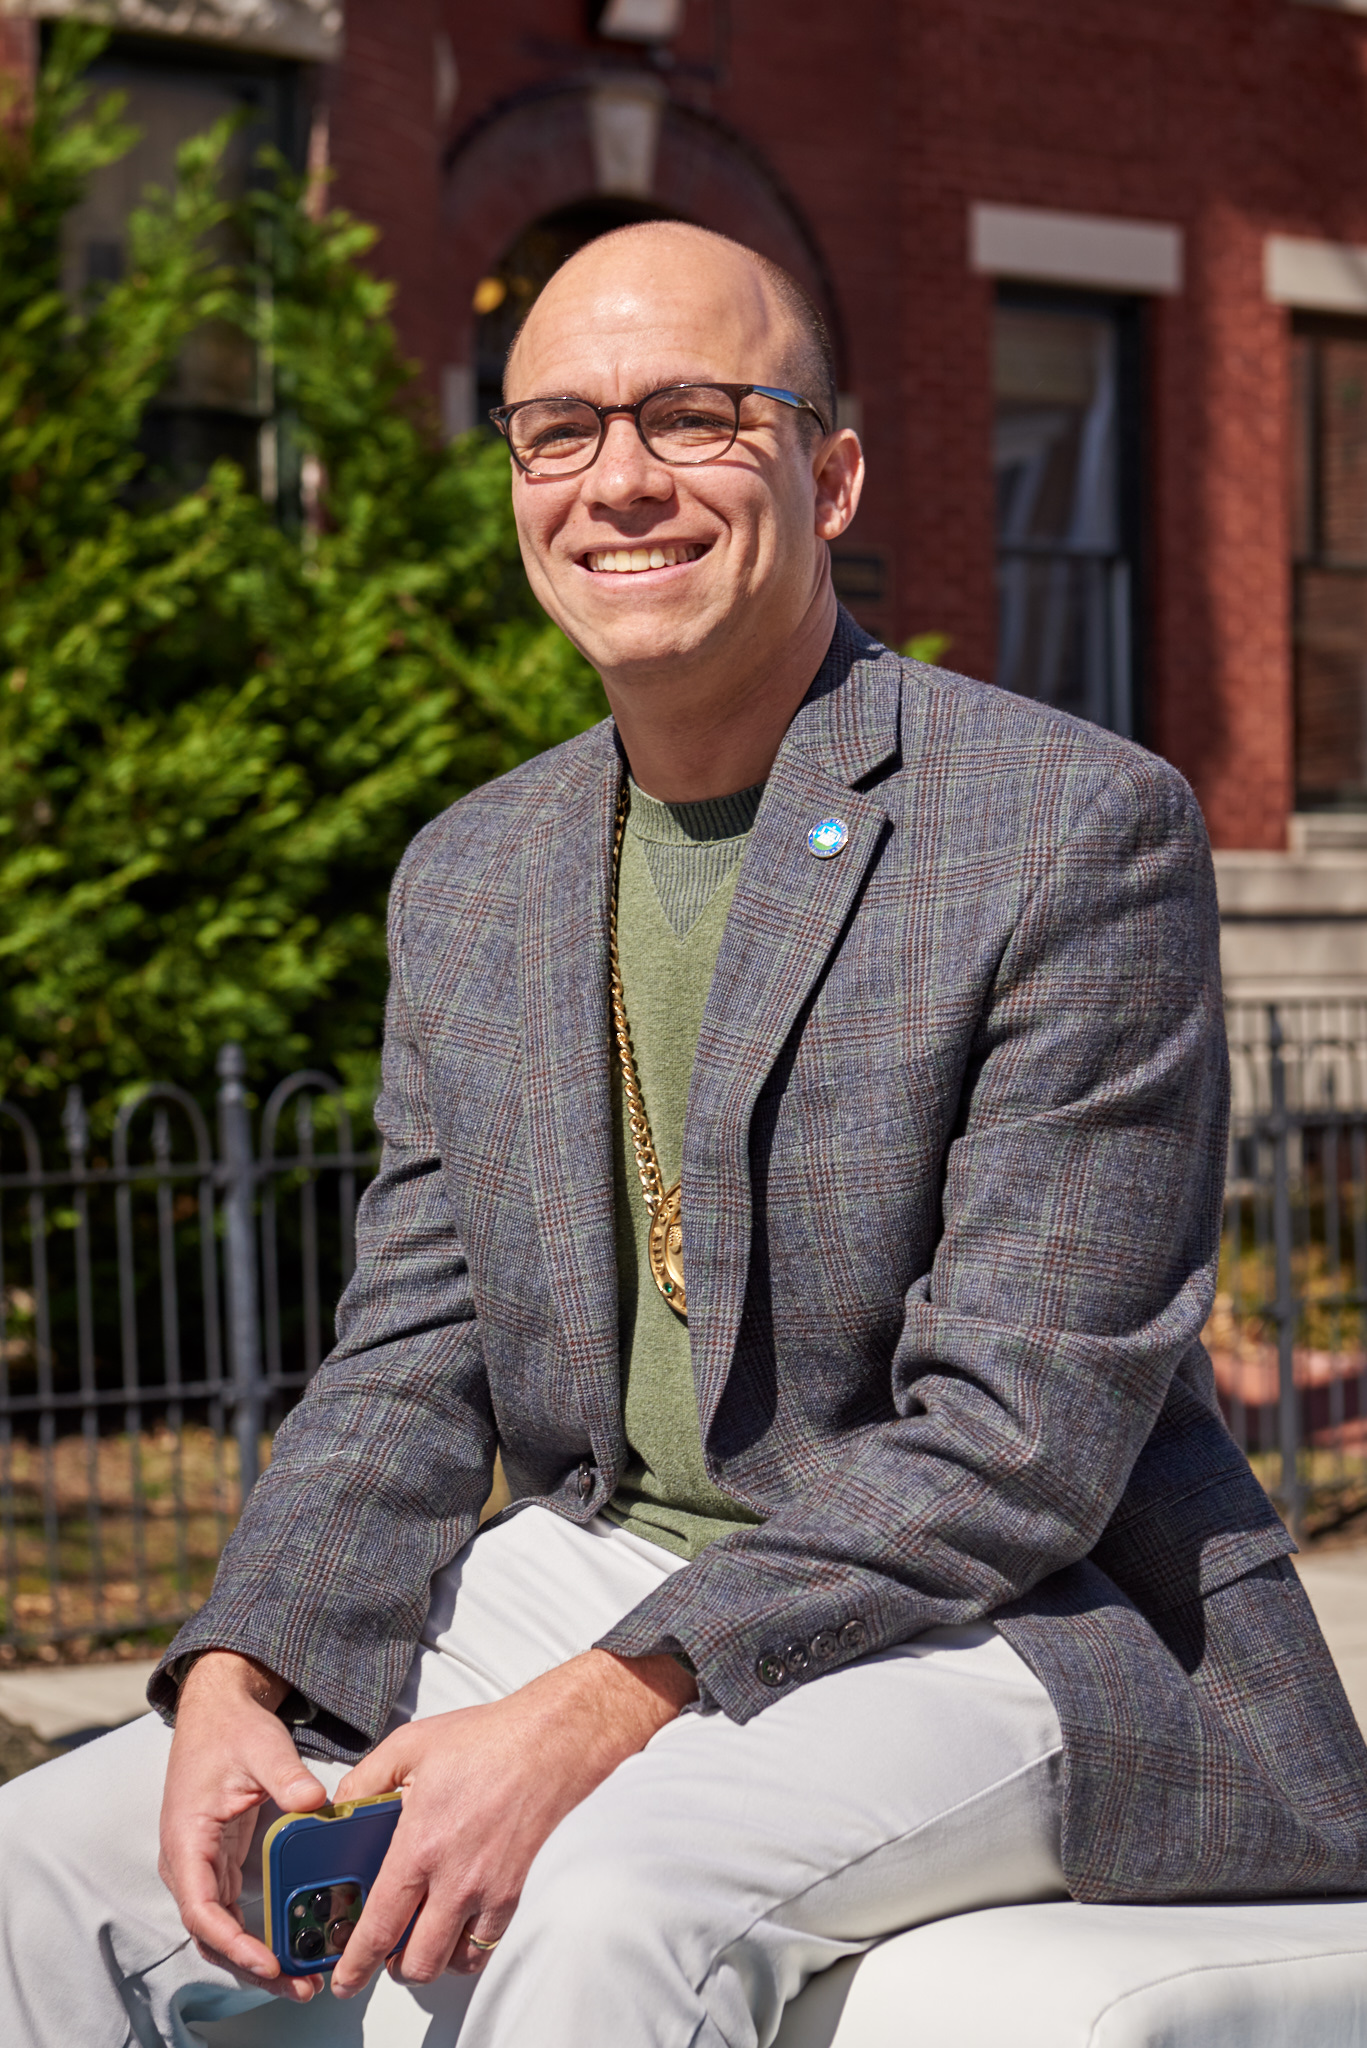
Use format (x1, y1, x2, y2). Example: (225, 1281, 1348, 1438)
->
(1294, 1550, 1367, 1734)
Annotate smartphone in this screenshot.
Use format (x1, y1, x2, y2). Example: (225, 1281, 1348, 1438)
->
(262, 1794, 404, 1976)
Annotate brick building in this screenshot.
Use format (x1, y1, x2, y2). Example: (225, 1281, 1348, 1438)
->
(6, 0, 1367, 999)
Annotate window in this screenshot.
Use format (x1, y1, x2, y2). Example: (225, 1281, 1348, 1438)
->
(1292, 317, 1367, 809)
(59, 35, 302, 499)
(993, 290, 1142, 736)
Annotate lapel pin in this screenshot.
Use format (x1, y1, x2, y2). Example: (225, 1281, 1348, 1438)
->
(807, 817, 849, 859)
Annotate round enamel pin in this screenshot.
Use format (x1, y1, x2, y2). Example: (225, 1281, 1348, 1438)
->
(807, 817, 849, 859)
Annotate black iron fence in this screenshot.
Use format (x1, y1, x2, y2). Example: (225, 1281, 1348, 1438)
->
(1219, 1002, 1367, 1538)
(0, 1046, 374, 1654)
(3, 1005, 1366, 1653)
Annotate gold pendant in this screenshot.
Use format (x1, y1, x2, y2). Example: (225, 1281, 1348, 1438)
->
(647, 1181, 687, 1319)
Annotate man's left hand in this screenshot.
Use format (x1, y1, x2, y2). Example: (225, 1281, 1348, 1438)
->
(328, 1647, 696, 1995)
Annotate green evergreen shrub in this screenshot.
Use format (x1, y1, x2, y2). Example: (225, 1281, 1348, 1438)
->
(0, 25, 605, 1122)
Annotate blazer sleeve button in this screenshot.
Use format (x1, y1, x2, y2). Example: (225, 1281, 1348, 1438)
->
(783, 1641, 810, 1676)
(809, 1629, 839, 1663)
(839, 1618, 869, 1653)
(756, 1652, 788, 1688)
(577, 1462, 594, 1501)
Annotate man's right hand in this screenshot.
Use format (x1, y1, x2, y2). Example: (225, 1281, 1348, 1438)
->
(158, 1649, 330, 2001)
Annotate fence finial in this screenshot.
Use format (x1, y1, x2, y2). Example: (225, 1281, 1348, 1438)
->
(217, 1042, 247, 1085)
(61, 1083, 87, 1161)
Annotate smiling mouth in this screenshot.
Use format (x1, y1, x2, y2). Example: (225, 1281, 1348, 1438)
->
(583, 542, 708, 574)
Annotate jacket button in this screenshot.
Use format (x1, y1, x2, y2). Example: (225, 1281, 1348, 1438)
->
(783, 1640, 810, 1676)
(756, 1652, 788, 1688)
(577, 1462, 594, 1501)
(839, 1618, 868, 1654)
(810, 1629, 839, 1664)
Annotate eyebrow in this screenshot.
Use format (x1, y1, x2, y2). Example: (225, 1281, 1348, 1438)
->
(507, 375, 735, 402)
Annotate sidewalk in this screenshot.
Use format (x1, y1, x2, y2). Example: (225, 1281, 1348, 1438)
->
(0, 1656, 161, 1746)
(0, 1548, 1364, 1757)
(1295, 1549, 1367, 1734)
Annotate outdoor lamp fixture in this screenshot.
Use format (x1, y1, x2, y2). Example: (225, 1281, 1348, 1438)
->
(592, 0, 685, 41)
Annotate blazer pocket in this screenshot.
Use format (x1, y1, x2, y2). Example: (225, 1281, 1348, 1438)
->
(1089, 1467, 1296, 1620)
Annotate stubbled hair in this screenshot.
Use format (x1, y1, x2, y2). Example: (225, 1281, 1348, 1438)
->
(503, 220, 838, 433)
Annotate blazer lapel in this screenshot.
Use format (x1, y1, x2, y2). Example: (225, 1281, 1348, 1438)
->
(683, 618, 903, 1434)
(519, 725, 626, 1477)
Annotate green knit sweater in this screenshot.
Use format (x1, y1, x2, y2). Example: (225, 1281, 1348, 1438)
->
(601, 779, 765, 1560)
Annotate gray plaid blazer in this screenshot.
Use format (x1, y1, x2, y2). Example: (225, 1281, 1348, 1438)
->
(156, 611, 1367, 1903)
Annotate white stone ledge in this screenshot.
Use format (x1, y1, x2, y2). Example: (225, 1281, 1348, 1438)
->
(0, 0, 341, 62)
(1214, 849, 1367, 919)
(1266, 233, 1367, 313)
(1214, 849, 1367, 1001)
(969, 202, 1183, 296)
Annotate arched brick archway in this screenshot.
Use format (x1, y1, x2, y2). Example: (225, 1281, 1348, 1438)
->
(439, 83, 840, 429)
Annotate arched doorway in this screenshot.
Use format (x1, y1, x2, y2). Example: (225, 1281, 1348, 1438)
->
(473, 197, 678, 426)
(441, 84, 839, 435)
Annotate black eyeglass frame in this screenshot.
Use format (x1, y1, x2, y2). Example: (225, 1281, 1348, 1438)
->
(488, 382, 829, 478)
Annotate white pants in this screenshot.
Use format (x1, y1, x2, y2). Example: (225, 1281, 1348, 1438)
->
(0, 1507, 1066, 2048)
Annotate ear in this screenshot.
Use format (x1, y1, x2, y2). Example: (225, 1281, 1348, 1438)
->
(813, 428, 864, 542)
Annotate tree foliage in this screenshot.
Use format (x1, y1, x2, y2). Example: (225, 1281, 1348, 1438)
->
(0, 26, 604, 1119)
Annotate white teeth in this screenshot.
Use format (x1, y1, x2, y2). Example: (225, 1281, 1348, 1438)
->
(585, 543, 702, 573)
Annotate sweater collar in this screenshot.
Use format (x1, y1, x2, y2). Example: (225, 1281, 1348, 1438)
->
(625, 779, 764, 845)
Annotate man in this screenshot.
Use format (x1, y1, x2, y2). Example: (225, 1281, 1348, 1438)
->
(2, 221, 1365, 2048)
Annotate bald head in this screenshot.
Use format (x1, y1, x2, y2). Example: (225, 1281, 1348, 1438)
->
(504, 220, 836, 432)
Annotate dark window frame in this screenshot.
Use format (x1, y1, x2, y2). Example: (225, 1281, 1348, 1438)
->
(1291, 311, 1367, 811)
(992, 281, 1146, 742)
(64, 29, 308, 165)
(50, 27, 307, 504)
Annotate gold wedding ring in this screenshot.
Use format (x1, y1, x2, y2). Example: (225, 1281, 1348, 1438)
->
(467, 1931, 501, 1952)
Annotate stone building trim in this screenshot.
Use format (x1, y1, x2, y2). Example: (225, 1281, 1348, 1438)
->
(0, 0, 340, 62)
(1215, 854, 1367, 1004)
(1265, 232, 1367, 314)
(969, 201, 1183, 296)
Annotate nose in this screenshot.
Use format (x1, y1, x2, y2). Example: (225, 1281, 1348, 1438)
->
(588, 412, 673, 509)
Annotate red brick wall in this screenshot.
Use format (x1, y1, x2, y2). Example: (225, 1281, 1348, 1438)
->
(6, 0, 1367, 846)
(327, 0, 444, 398)
(0, 13, 35, 110)
(385, 0, 1367, 846)
(877, 0, 1367, 849)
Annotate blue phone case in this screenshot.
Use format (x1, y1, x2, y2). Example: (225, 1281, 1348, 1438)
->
(263, 1795, 404, 1975)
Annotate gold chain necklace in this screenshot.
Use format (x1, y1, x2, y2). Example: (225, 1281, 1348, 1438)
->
(609, 779, 688, 1320)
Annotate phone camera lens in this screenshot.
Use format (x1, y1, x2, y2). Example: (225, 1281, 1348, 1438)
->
(307, 1890, 333, 1917)
(328, 1917, 354, 1952)
(293, 1927, 326, 1962)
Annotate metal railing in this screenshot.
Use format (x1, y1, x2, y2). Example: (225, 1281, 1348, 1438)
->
(0, 1045, 374, 1654)
(1220, 1003, 1367, 1538)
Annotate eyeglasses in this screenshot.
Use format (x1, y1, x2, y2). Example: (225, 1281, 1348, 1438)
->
(488, 382, 828, 479)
